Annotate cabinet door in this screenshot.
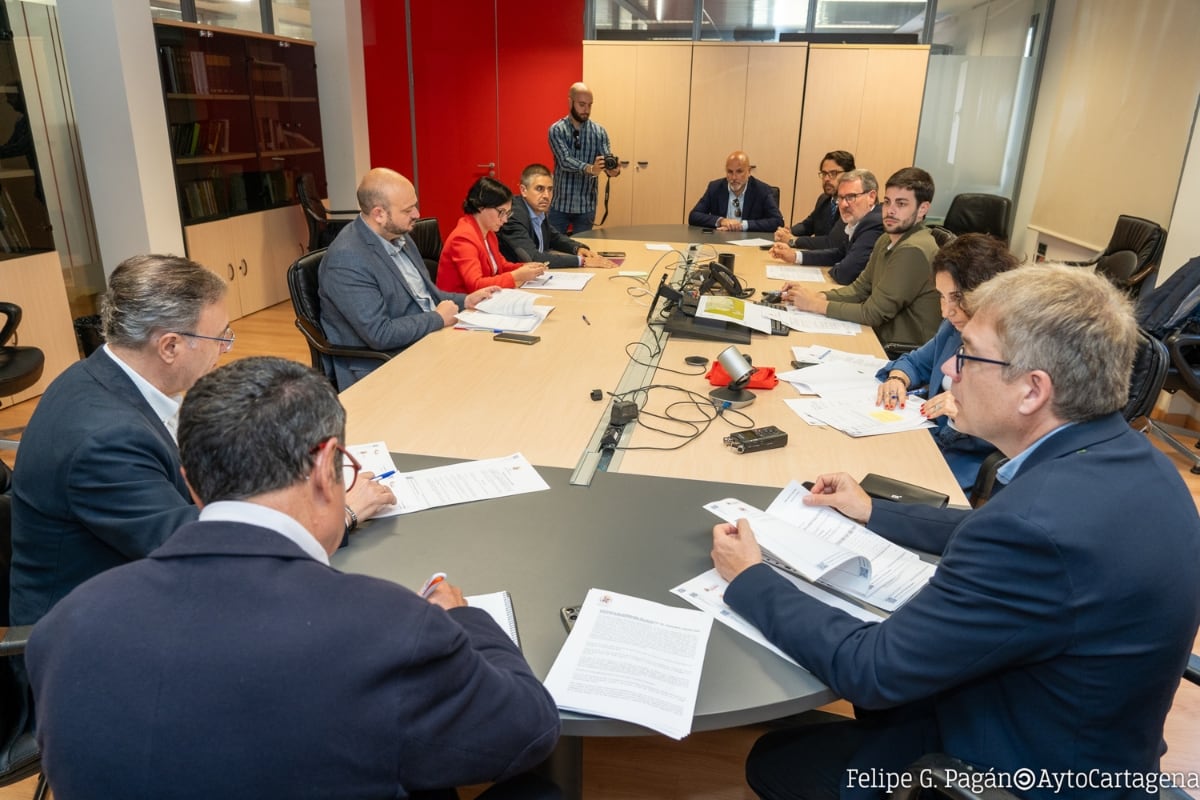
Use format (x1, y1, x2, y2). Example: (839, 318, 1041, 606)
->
(856, 47, 929, 191)
(743, 45, 807, 222)
(185, 218, 243, 320)
(242, 205, 306, 314)
(686, 45, 749, 210)
(583, 43, 637, 229)
(630, 43, 691, 226)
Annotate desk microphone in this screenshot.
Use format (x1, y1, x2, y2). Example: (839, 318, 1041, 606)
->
(709, 345, 756, 409)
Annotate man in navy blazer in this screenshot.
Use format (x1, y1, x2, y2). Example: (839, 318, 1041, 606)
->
(775, 150, 856, 247)
(10, 255, 395, 626)
(27, 357, 562, 799)
(712, 265, 1200, 800)
(769, 169, 884, 285)
(499, 163, 616, 269)
(319, 168, 498, 389)
(687, 150, 784, 232)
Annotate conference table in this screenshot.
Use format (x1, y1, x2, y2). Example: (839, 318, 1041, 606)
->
(334, 224, 962, 795)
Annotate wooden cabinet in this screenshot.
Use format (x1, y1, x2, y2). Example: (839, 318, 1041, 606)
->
(792, 45, 929, 222)
(184, 205, 306, 320)
(583, 43, 692, 228)
(686, 43, 808, 224)
(0, 252, 77, 405)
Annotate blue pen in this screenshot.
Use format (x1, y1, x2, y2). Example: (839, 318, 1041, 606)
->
(372, 470, 395, 481)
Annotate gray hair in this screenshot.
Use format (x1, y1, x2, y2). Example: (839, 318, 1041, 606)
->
(967, 264, 1138, 422)
(100, 254, 226, 348)
(838, 169, 877, 195)
(178, 357, 346, 504)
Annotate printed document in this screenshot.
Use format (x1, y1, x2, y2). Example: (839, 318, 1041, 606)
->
(766, 265, 825, 282)
(777, 310, 861, 335)
(521, 272, 594, 291)
(694, 295, 773, 334)
(543, 588, 712, 740)
(454, 304, 553, 333)
(727, 237, 774, 247)
(343, 446, 550, 516)
(474, 288, 547, 315)
(704, 481, 935, 611)
(785, 395, 933, 437)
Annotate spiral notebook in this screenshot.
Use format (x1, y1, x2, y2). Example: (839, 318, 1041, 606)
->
(466, 591, 520, 648)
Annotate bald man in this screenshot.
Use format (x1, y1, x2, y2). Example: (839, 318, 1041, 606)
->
(318, 168, 499, 390)
(547, 81, 620, 234)
(688, 151, 784, 232)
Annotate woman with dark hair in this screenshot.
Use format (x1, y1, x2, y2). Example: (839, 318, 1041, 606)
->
(875, 233, 1020, 488)
(436, 176, 547, 293)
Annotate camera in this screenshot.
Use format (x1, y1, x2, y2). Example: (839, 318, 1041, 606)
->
(603, 153, 620, 171)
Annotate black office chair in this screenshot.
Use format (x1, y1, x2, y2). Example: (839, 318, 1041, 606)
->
(1062, 215, 1166, 298)
(0, 302, 45, 450)
(942, 194, 1011, 242)
(410, 217, 443, 282)
(768, 184, 781, 210)
(286, 249, 392, 391)
(296, 173, 358, 252)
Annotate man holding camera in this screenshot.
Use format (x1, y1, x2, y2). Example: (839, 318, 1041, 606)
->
(548, 81, 620, 234)
(688, 150, 784, 232)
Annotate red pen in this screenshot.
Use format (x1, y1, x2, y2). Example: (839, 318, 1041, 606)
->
(419, 572, 446, 598)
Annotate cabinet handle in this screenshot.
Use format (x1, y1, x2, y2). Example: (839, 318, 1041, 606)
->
(636, 161, 649, 169)
(239, 259, 248, 276)
(227, 263, 234, 281)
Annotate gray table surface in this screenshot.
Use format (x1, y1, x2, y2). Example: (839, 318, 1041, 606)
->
(333, 453, 835, 738)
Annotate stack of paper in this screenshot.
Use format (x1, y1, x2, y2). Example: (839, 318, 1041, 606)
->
(694, 295, 772, 334)
(766, 265, 825, 282)
(455, 289, 554, 332)
(521, 272, 594, 291)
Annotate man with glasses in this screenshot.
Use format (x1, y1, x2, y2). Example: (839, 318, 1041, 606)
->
(774, 150, 856, 247)
(768, 169, 883, 285)
(498, 163, 616, 269)
(547, 82, 620, 234)
(781, 167, 941, 354)
(687, 150, 784, 232)
(711, 265, 1200, 800)
(9, 254, 397, 626)
(27, 356, 562, 798)
(320, 168, 500, 389)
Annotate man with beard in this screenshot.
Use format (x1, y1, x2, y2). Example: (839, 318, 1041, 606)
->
(498, 163, 616, 268)
(687, 150, 784, 232)
(774, 150, 856, 247)
(319, 168, 500, 390)
(780, 167, 941, 352)
(547, 82, 620, 234)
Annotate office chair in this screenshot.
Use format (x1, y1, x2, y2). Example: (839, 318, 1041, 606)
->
(0, 302, 45, 450)
(942, 194, 1011, 242)
(410, 217, 443, 282)
(1061, 215, 1166, 298)
(296, 173, 358, 252)
(286, 249, 392, 391)
(768, 184, 781, 209)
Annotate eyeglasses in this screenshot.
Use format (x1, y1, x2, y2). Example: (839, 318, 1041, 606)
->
(492, 206, 513, 219)
(836, 192, 866, 205)
(955, 344, 1011, 374)
(310, 440, 362, 491)
(818, 169, 844, 180)
(176, 326, 235, 353)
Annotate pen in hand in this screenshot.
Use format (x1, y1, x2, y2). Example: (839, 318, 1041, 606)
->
(419, 572, 447, 598)
(372, 470, 396, 481)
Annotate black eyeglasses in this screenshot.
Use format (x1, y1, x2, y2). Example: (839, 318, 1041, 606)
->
(818, 169, 844, 180)
(310, 440, 362, 491)
(175, 326, 235, 353)
(955, 344, 1011, 374)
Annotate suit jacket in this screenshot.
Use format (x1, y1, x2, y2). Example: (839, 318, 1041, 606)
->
(27, 520, 561, 798)
(498, 198, 583, 268)
(9, 349, 197, 625)
(687, 176, 784, 232)
(436, 214, 524, 293)
(800, 204, 885, 285)
(320, 216, 466, 390)
(726, 414, 1200, 799)
(790, 192, 839, 239)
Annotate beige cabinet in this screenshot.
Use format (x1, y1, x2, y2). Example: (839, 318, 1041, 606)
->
(185, 205, 306, 320)
(792, 45, 930, 223)
(1, 251, 78, 404)
(583, 42, 692, 228)
(685, 43, 808, 222)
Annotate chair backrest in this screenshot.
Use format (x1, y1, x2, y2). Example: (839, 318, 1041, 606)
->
(286, 249, 332, 376)
(943, 193, 1012, 241)
(1100, 215, 1166, 296)
(1095, 250, 1140, 285)
(1125, 328, 1169, 421)
(768, 184, 781, 208)
(0, 303, 45, 397)
(410, 217, 443, 282)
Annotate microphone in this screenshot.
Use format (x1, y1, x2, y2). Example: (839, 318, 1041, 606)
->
(709, 346, 756, 409)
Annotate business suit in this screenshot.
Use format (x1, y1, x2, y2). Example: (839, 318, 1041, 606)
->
(499, 197, 584, 268)
(436, 214, 524, 293)
(790, 192, 839, 240)
(727, 414, 1200, 799)
(799, 204, 884, 285)
(687, 176, 784, 232)
(27, 519, 562, 798)
(320, 216, 467, 390)
(9, 349, 197, 625)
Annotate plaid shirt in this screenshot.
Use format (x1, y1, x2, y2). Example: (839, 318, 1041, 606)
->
(548, 115, 612, 215)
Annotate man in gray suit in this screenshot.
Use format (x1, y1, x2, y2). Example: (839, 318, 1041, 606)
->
(319, 168, 498, 389)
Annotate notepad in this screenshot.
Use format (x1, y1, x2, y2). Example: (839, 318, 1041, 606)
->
(466, 591, 520, 647)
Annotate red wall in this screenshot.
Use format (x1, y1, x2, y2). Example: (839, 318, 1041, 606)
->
(361, 1, 585, 227)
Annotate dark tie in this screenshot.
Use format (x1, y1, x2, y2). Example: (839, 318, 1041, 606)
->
(831, 198, 838, 220)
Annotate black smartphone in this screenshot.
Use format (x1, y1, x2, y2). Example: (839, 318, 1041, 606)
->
(560, 605, 581, 632)
(598, 251, 625, 258)
(702, 228, 715, 234)
(493, 332, 540, 345)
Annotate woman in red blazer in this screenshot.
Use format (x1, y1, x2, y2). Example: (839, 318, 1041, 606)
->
(436, 177, 546, 293)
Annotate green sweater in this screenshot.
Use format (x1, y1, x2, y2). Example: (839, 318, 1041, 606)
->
(823, 224, 941, 349)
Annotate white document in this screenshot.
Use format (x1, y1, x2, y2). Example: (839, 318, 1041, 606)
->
(693, 295, 773, 334)
(465, 591, 520, 647)
(779, 360, 880, 397)
(778, 310, 862, 336)
(454, 304, 553, 333)
(705, 482, 935, 612)
(766, 265, 825, 282)
(344, 450, 550, 516)
(543, 588, 712, 740)
(474, 288, 547, 315)
(794, 395, 933, 438)
(645, 242, 673, 251)
(520, 272, 594, 291)
(792, 345, 888, 372)
(727, 237, 774, 247)
(672, 568, 882, 666)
